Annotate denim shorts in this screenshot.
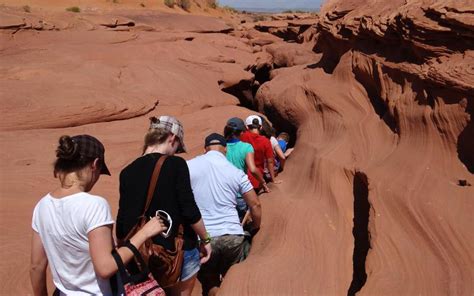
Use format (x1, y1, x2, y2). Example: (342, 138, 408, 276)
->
(236, 197, 248, 220)
(181, 247, 201, 281)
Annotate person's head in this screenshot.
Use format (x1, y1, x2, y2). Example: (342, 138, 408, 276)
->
(224, 117, 246, 140)
(277, 132, 290, 143)
(204, 133, 227, 154)
(245, 115, 262, 133)
(143, 116, 186, 155)
(259, 116, 275, 139)
(54, 135, 110, 191)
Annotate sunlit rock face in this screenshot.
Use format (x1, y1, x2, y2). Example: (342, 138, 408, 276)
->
(0, 0, 472, 295)
(221, 1, 474, 295)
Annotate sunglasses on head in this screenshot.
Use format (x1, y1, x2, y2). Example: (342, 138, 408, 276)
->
(154, 210, 172, 238)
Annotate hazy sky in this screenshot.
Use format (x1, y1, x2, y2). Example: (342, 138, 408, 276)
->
(219, 0, 323, 10)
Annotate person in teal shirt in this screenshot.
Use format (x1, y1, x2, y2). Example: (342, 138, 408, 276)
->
(224, 117, 269, 219)
(226, 134, 253, 172)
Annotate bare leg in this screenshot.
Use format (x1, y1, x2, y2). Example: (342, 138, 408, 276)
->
(208, 287, 219, 296)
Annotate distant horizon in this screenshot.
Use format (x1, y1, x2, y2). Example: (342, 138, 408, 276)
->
(219, 0, 323, 12)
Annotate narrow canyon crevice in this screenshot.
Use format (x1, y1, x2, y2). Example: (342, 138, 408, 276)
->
(351, 62, 399, 134)
(348, 172, 371, 296)
(311, 33, 349, 74)
(457, 101, 474, 174)
(221, 65, 298, 146)
(221, 79, 255, 110)
(253, 63, 273, 85)
(261, 103, 298, 147)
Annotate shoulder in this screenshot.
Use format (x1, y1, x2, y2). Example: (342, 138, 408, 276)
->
(255, 135, 269, 145)
(187, 154, 209, 167)
(230, 163, 248, 180)
(34, 193, 50, 205)
(270, 136, 278, 146)
(239, 142, 254, 153)
(239, 141, 252, 148)
(121, 154, 185, 176)
(245, 142, 254, 150)
(262, 136, 272, 146)
(240, 132, 251, 141)
(120, 155, 149, 178)
(33, 194, 51, 213)
(163, 155, 189, 173)
(165, 155, 187, 166)
(75, 192, 110, 209)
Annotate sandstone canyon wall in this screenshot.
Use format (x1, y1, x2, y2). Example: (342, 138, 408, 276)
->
(0, 0, 473, 295)
(221, 0, 474, 295)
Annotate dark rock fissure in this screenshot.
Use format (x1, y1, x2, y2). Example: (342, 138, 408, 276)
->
(352, 64, 398, 134)
(221, 79, 255, 110)
(262, 104, 298, 147)
(220, 66, 298, 146)
(348, 172, 371, 296)
(253, 64, 272, 85)
(457, 99, 474, 174)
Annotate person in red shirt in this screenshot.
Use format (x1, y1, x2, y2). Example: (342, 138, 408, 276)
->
(240, 115, 280, 193)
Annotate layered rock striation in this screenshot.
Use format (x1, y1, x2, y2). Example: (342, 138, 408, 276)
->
(221, 1, 474, 295)
(0, 1, 473, 295)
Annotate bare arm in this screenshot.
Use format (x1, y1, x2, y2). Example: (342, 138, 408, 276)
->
(242, 190, 261, 230)
(191, 219, 212, 263)
(266, 157, 277, 183)
(88, 217, 166, 279)
(245, 152, 269, 192)
(30, 232, 48, 296)
(274, 145, 286, 171)
(190, 218, 207, 241)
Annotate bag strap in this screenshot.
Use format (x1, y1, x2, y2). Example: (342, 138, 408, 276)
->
(142, 155, 168, 217)
(143, 155, 184, 239)
(123, 241, 149, 274)
(112, 242, 152, 285)
(123, 155, 168, 242)
(111, 249, 131, 283)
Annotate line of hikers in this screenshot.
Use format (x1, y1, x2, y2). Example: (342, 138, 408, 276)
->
(30, 114, 292, 296)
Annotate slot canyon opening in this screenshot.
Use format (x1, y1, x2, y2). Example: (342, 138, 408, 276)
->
(253, 63, 272, 85)
(220, 66, 298, 148)
(348, 172, 371, 296)
(262, 104, 298, 148)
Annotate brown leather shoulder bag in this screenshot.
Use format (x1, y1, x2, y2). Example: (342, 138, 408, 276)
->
(124, 155, 184, 288)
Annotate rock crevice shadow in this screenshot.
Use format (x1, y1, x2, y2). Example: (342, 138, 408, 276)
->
(348, 172, 371, 296)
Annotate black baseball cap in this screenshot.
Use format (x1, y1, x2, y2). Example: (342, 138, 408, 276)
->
(226, 117, 246, 131)
(204, 133, 227, 147)
(71, 135, 111, 175)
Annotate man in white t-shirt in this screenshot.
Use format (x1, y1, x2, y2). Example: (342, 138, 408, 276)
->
(187, 133, 261, 296)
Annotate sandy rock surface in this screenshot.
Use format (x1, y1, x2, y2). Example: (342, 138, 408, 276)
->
(1, 0, 473, 295)
(221, 1, 474, 295)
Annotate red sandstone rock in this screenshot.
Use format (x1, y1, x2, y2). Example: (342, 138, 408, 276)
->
(265, 42, 320, 67)
(1, 1, 473, 295)
(221, 1, 474, 295)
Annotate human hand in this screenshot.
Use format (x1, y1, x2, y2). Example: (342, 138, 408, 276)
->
(272, 179, 283, 184)
(261, 182, 271, 193)
(199, 242, 212, 264)
(241, 210, 251, 226)
(141, 216, 167, 239)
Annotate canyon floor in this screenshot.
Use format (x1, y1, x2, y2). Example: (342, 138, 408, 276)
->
(1, 0, 473, 295)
